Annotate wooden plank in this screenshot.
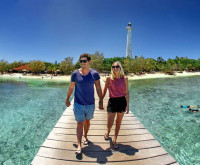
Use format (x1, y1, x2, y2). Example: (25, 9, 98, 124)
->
(51, 128, 148, 135)
(60, 112, 135, 117)
(32, 154, 176, 165)
(31, 156, 95, 165)
(42, 139, 161, 150)
(56, 119, 141, 125)
(63, 111, 134, 116)
(58, 115, 137, 121)
(47, 133, 155, 143)
(54, 122, 144, 130)
(35, 146, 169, 162)
(57, 119, 140, 125)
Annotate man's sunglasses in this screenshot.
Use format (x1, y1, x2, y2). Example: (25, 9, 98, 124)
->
(79, 60, 88, 63)
(112, 65, 120, 69)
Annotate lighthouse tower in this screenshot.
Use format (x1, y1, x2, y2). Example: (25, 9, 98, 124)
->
(126, 22, 133, 58)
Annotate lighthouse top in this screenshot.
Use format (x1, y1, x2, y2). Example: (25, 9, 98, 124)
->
(126, 22, 133, 31)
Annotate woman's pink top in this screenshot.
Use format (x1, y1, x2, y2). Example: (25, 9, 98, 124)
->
(109, 76, 126, 98)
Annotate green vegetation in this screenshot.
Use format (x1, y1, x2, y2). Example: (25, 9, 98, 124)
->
(0, 60, 8, 74)
(90, 51, 104, 72)
(1, 52, 200, 75)
(29, 60, 46, 74)
(60, 57, 74, 75)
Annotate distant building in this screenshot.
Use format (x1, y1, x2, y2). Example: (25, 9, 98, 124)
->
(14, 64, 32, 72)
(126, 22, 133, 58)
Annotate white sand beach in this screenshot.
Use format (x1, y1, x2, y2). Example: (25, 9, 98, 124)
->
(1, 71, 200, 82)
(127, 71, 200, 80)
(0, 73, 71, 81)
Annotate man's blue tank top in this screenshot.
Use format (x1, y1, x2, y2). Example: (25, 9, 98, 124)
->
(71, 69, 100, 105)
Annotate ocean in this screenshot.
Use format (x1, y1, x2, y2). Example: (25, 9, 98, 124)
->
(130, 76, 200, 165)
(0, 78, 69, 165)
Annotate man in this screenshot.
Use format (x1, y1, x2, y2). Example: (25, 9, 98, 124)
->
(66, 53, 104, 154)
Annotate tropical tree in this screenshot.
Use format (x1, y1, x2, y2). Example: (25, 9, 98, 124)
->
(44, 62, 59, 74)
(90, 51, 104, 72)
(48, 65, 57, 74)
(8, 61, 25, 71)
(102, 58, 112, 71)
(29, 60, 46, 74)
(157, 56, 165, 63)
(156, 57, 165, 71)
(74, 61, 81, 69)
(162, 63, 174, 75)
(60, 57, 74, 75)
(195, 59, 200, 70)
(186, 64, 195, 72)
(167, 59, 179, 71)
(0, 60, 8, 74)
(123, 58, 133, 73)
(44, 62, 53, 71)
(144, 58, 157, 73)
(132, 56, 145, 74)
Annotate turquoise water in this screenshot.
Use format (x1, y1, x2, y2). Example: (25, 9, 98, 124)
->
(0, 77, 200, 165)
(129, 76, 200, 165)
(0, 78, 69, 165)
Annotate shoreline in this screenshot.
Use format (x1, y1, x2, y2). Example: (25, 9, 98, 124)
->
(1, 71, 200, 82)
(127, 71, 200, 80)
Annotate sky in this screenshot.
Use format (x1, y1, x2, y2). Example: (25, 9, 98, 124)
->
(0, 0, 200, 64)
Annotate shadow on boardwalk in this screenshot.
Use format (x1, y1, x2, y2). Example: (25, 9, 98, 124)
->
(74, 140, 139, 164)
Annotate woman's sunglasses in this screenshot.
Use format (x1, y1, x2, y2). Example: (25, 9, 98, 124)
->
(79, 60, 88, 63)
(112, 65, 120, 69)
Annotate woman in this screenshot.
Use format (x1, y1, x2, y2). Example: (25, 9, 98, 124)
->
(102, 61, 129, 149)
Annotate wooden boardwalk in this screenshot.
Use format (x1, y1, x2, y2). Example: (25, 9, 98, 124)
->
(31, 81, 178, 165)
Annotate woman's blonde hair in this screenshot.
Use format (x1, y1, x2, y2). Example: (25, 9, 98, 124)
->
(111, 61, 124, 80)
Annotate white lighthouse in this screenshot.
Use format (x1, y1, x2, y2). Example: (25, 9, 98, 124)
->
(126, 22, 133, 58)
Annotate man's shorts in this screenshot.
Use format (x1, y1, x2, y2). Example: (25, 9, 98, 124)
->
(73, 102, 95, 122)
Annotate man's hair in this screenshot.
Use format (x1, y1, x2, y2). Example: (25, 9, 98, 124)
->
(79, 53, 91, 61)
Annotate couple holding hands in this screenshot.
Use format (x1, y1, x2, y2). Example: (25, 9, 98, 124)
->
(66, 53, 129, 155)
